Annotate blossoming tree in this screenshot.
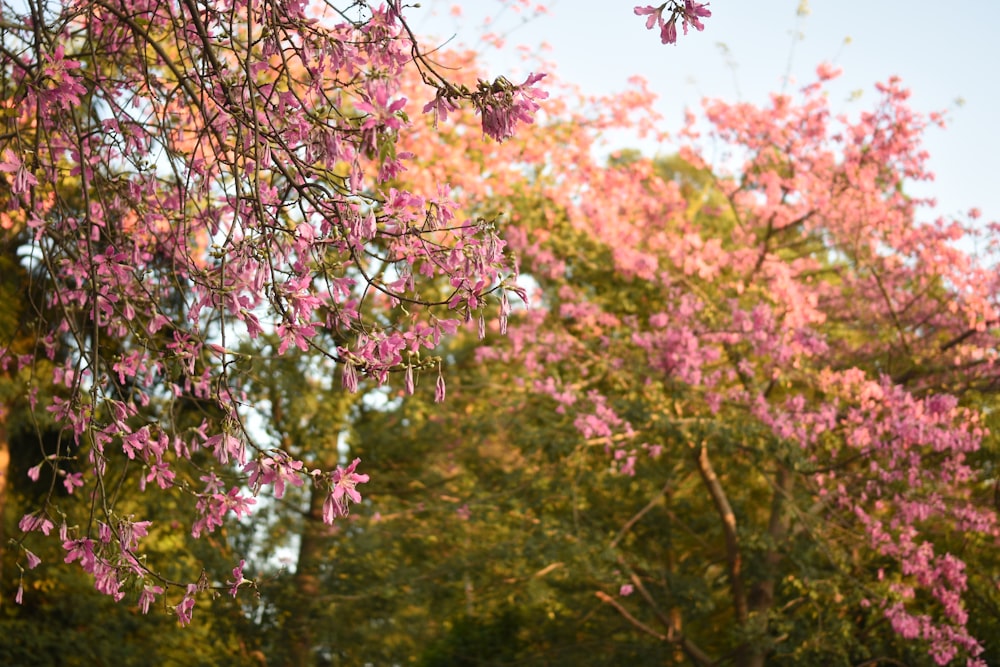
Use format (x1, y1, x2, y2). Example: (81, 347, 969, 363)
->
(0, 0, 551, 621)
(387, 47, 1000, 665)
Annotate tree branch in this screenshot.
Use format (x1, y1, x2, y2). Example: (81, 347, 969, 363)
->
(690, 439, 748, 625)
(596, 590, 716, 666)
(749, 464, 792, 614)
(617, 556, 717, 667)
(610, 481, 670, 549)
(595, 590, 668, 641)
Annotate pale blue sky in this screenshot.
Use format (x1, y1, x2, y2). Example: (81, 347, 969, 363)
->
(407, 0, 999, 227)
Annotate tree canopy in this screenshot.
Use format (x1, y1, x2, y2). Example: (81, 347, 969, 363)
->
(1, 1, 998, 666)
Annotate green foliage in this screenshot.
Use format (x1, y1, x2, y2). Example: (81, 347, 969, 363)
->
(0, 563, 255, 667)
(0, 412, 260, 666)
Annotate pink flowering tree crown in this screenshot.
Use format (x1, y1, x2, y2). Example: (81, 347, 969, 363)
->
(0, 0, 551, 622)
(393, 59, 1000, 664)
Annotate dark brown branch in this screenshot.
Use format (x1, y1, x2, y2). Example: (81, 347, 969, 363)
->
(617, 556, 716, 667)
(596, 590, 715, 666)
(610, 481, 671, 549)
(690, 439, 748, 625)
(939, 320, 999, 353)
(595, 591, 667, 641)
(748, 465, 792, 613)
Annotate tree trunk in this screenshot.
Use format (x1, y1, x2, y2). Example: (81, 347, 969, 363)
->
(0, 408, 8, 607)
(739, 466, 793, 667)
(666, 548, 685, 665)
(286, 483, 332, 667)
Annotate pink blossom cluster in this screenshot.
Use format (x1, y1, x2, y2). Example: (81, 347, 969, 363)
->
(634, 1, 712, 45)
(424, 73, 549, 143)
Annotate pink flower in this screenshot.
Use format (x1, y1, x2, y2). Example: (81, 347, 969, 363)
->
(634, 2, 710, 44)
(228, 560, 247, 597)
(0, 149, 38, 194)
(62, 472, 84, 494)
(634, 5, 673, 43)
(138, 584, 163, 614)
(24, 549, 41, 570)
(499, 290, 511, 335)
(657, 15, 677, 44)
(322, 458, 370, 523)
(204, 433, 247, 465)
(619, 584, 634, 596)
(175, 584, 198, 626)
(682, 0, 711, 33)
(635, 5, 660, 27)
(404, 364, 415, 395)
(422, 93, 460, 129)
(244, 451, 304, 498)
(241, 309, 264, 338)
(145, 462, 176, 490)
(19, 513, 54, 535)
(342, 359, 359, 393)
(816, 62, 843, 81)
(63, 538, 96, 570)
(216, 486, 256, 519)
(435, 368, 446, 403)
